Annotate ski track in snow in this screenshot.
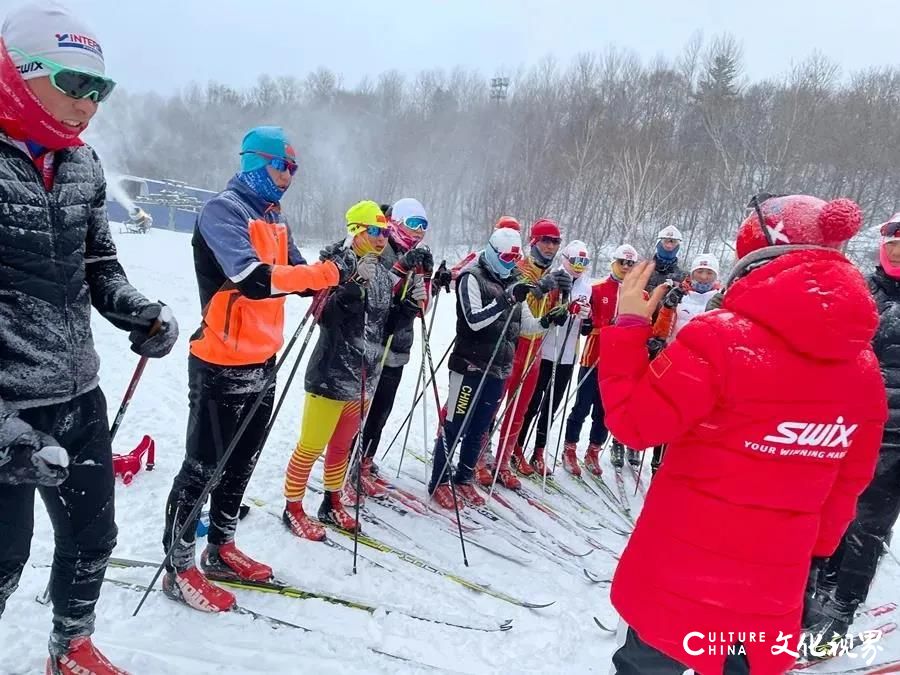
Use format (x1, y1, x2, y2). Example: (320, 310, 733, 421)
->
(2, 227, 898, 674)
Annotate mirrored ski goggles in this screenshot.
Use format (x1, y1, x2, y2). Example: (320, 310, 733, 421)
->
(491, 243, 521, 266)
(615, 258, 637, 268)
(567, 255, 590, 271)
(8, 48, 116, 102)
(401, 216, 429, 231)
(242, 150, 298, 176)
(881, 219, 900, 239)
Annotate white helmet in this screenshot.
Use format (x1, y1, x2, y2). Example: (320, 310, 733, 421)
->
(611, 244, 639, 263)
(485, 227, 523, 278)
(657, 225, 683, 241)
(690, 253, 720, 276)
(561, 240, 591, 276)
(391, 198, 428, 227)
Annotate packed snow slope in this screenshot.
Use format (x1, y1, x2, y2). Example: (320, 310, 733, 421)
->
(1, 227, 898, 674)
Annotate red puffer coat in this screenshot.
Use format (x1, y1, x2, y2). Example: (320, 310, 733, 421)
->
(599, 249, 887, 674)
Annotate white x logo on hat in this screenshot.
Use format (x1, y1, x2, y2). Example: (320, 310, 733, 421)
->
(767, 220, 791, 244)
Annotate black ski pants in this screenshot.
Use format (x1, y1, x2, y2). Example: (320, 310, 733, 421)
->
(361, 364, 405, 459)
(0, 387, 116, 653)
(429, 370, 504, 490)
(822, 446, 900, 607)
(564, 365, 608, 446)
(516, 359, 574, 450)
(163, 355, 274, 572)
(612, 626, 750, 674)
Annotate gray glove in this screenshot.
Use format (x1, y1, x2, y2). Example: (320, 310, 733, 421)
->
(0, 416, 69, 487)
(319, 244, 356, 284)
(129, 303, 179, 359)
(553, 270, 573, 296)
(356, 254, 379, 282)
(408, 276, 427, 303)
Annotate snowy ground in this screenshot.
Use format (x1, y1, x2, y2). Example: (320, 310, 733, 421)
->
(2, 227, 899, 674)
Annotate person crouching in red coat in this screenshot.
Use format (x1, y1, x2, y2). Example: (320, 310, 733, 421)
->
(599, 194, 887, 675)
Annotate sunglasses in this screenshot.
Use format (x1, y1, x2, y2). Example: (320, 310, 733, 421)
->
(402, 216, 429, 231)
(538, 236, 562, 245)
(350, 223, 389, 237)
(660, 238, 680, 245)
(9, 48, 116, 102)
(243, 150, 298, 176)
(616, 258, 637, 268)
(491, 243, 521, 265)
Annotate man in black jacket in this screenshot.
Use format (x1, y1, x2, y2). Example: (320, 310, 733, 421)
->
(0, 5, 177, 673)
(804, 215, 900, 642)
(428, 227, 532, 509)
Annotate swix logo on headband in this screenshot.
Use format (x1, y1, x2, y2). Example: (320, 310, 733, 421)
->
(56, 33, 103, 57)
(17, 61, 44, 75)
(763, 417, 858, 448)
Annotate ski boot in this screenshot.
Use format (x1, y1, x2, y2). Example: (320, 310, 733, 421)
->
(583, 443, 603, 476)
(283, 500, 326, 541)
(47, 637, 131, 675)
(511, 444, 534, 476)
(803, 597, 857, 660)
(318, 490, 360, 533)
(455, 481, 486, 507)
(498, 465, 521, 490)
(610, 441, 625, 469)
(626, 448, 641, 468)
(475, 451, 496, 487)
(562, 442, 582, 476)
(201, 541, 272, 582)
(355, 457, 387, 498)
(531, 447, 550, 476)
(430, 483, 461, 510)
(162, 566, 236, 613)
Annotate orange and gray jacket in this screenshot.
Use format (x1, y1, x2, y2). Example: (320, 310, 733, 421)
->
(190, 176, 338, 367)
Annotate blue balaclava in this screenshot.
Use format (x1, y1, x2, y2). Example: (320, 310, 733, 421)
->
(237, 126, 296, 204)
(655, 240, 679, 263)
(483, 227, 522, 279)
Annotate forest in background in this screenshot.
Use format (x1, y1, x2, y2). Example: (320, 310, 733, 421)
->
(88, 33, 900, 270)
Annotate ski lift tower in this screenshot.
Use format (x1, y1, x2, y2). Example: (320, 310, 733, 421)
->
(490, 76, 510, 102)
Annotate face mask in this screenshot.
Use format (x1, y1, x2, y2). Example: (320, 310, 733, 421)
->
(692, 280, 714, 293)
(238, 167, 286, 204)
(656, 241, 679, 262)
(530, 243, 554, 268)
(484, 247, 515, 278)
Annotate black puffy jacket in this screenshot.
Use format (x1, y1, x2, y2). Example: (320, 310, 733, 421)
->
(0, 136, 150, 419)
(449, 256, 522, 380)
(869, 267, 900, 449)
(304, 243, 416, 400)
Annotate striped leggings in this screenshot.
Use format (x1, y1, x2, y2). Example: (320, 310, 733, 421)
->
(283, 394, 366, 502)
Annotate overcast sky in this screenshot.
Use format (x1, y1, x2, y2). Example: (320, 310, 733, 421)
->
(4, 0, 897, 93)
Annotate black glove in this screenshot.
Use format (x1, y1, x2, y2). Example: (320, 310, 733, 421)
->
(553, 270, 573, 297)
(580, 318, 594, 336)
(0, 417, 69, 487)
(319, 244, 356, 284)
(647, 337, 666, 359)
(532, 273, 557, 299)
(129, 302, 179, 358)
(706, 291, 725, 311)
(503, 281, 533, 306)
(398, 246, 434, 275)
(433, 260, 452, 293)
(540, 305, 568, 329)
(661, 285, 686, 310)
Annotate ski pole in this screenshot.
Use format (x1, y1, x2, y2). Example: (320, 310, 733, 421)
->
(634, 447, 647, 496)
(109, 357, 149, 443)
(543, 315, 576, 497)
(133, 308, 317, 617)
(420, 310, 468, 566)
(353, 292, 369, 574)
(549, 353, 575, 475)
(350, 271, 414, 571)
(379, 339, 454, 462)
(431, 309, 516, 492)
(396, 289, 442, 477)
(258, 291, 330, 451)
